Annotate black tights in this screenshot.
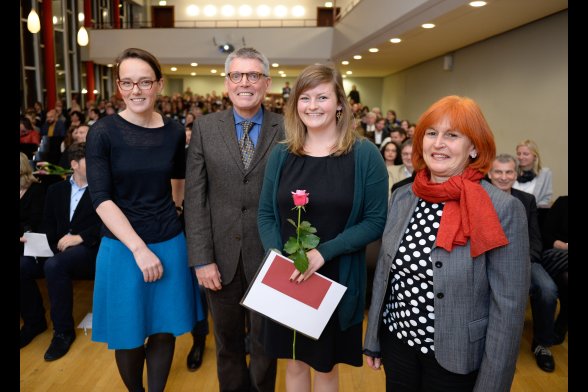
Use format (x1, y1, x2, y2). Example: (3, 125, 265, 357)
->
(115, 333, 176, 392)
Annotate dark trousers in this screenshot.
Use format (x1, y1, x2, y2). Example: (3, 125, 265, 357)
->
(207, 259, 276, 392)
(380, 332, 478, 392)
(529, 262, 558, 346)
(20, 245, 96, 333)
(191, 283, 209, 336)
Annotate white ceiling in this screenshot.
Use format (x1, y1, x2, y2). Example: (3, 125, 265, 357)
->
(126, 0, 568, 78)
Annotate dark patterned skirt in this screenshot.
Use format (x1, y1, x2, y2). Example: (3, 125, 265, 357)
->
(541, 248, 568, 279)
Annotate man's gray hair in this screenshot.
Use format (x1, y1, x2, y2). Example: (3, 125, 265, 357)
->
(224, 47, 270, 76)
(493, 153, 519, 172)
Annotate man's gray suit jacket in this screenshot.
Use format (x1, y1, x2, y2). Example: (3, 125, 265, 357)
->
(184, 108, 285, 284)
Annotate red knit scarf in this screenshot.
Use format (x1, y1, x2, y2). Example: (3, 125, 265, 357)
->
(412, 167, 509, 257)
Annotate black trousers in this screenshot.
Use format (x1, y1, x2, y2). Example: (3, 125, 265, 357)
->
(20, 245, 97, 333)
(380, 332, 478, 392)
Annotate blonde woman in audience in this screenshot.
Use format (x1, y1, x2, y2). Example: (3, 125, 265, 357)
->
(513, 139, 553, 208)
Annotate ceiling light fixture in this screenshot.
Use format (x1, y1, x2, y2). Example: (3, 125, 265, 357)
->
(469, 1, 487, 7)
(390, 38, 402, 43)
(369, 48, 379, 53)
(77, 26, 89, 46)
(422, 23, 435, 29)
(27, 9, 41, 33)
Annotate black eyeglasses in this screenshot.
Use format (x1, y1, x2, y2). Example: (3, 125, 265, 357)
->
(117, 79, 158, 91)
(227, 72, 267, 84)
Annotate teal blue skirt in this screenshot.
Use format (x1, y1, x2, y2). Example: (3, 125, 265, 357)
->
(92, 233, 203, 349)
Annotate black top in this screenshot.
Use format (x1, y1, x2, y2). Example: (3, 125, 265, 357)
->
(20, 182, 46, 255)
(20, 182, 45, 235)
(542, 195, 568, 249)
(264, 151, 361, 372)
(382, 199, 443, 356)
(86, 114, 186, 243)
(278, 153, 354, 279)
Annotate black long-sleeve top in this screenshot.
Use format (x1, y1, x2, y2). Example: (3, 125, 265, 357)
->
(542, 195, 568, 250)
(86, 114, 186, 243)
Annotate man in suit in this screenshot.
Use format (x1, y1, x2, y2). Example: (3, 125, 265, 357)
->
(39, 109, 67, 164)
(489, 153, 558, 372)
(20, 142, 101, 360)
(184, 47, 285, 391)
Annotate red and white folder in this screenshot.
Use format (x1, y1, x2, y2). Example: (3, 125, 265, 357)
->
(241, 250, 347, 340)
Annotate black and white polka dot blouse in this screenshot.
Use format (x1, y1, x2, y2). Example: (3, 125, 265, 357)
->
(382, 199, 443, 355)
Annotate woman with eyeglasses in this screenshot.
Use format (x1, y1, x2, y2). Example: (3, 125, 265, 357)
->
(86, 47, 203, 392)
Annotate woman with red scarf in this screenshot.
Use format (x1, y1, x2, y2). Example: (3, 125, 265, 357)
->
(363, 96, 530, 392)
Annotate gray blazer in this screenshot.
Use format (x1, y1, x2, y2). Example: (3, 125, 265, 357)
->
(364, 180, 530, 392)
(184, 108, 285, 284)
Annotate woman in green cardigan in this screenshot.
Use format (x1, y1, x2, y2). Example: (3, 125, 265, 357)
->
(257, 64, 388, 392)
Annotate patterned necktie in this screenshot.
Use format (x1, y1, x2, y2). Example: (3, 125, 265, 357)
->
(239, 121, 255, 169)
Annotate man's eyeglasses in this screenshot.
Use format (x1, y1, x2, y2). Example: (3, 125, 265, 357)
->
(227, 72, 267, 84)
(117, 80, 158, 91)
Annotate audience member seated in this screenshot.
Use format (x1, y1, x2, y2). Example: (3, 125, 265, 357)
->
(21, 117, 41, 159)
(540, 195, 568, 345)
(20, 152, 46, 255)
(59, 125, 90, 168)
(24, 107, 41, 131)
(489, 154, 558, 372)
(384, 109, 400, 131)
(379, 139, 401, 197)
(513, 139, 553, 208)
(365, 117, 390, 148)
(388, 139, 414, 191)
(20, 142, 101, 361)
(40, 109, 66, 164)
(360, 111, 378, 136)
(389, 127, 407, 145)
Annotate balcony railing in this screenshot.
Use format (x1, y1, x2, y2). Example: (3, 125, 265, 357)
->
(93, 18, 320, 30)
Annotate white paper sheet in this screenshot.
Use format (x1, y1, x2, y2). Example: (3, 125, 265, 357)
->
(23, 232, 54, 257)
(77, 312, 92, 335)
(241, 250, 347, 340)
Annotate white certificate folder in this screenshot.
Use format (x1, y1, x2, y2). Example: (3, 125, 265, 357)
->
(241, 250, 347, 340)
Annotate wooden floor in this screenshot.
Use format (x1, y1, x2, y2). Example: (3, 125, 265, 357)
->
(20, 280, 567, 391)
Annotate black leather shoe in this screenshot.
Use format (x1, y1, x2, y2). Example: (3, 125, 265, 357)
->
(186, 334, 206, 371)
(44, 331, 76, 361)
(532, 344, 555, 372)
(20, 323, 48, 349)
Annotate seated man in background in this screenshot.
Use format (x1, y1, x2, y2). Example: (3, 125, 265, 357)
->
(20, 142, 102, 361)
(489, 153, 558, 373)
